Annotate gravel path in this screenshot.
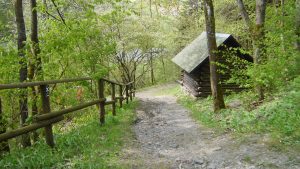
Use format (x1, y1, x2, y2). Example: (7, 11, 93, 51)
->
(121, 84, 300, 169)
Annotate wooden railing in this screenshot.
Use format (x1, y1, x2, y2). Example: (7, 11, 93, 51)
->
(0, 77, 134, 148)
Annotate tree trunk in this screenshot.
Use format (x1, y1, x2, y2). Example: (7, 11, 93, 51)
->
(0, 98, 10, 154)
(280, 0, 285, 51)
(275, 0, 285, 51)
(296, 0, 300, 51)
(30, 0, 40, 142)
(150, 52, 155, 85)
(149, 0, 153, 17)
(161, 57, 166, 81)
(155, 0, 159, 15)
(133, 63, 137, 97)
(15, 0, 31, 147)
(236, 0, 252, 29)
(237, 0, 267, 101)
(203, 0, 225, 112)
(140, 0, 143, 16)
(253, 0, 267, 101)
(30, 0, 41, 73)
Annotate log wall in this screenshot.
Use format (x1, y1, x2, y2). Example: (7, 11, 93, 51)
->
(181, 55, 248, 97)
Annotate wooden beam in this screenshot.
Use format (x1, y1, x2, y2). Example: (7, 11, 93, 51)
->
(34, 99, 105, 121)
(101, 78, 122, 86)
(0, 77, 133, 91)
(0, 116, 63, 142)
(105, 100, 115, 105)
(0, 77, 92, 90)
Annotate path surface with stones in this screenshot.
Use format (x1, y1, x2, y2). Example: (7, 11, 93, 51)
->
(120, 83, 300, 169)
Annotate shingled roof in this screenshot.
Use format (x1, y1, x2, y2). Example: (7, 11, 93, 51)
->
(172, 32, 231, 73)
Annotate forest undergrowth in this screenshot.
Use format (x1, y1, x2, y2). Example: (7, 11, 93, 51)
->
(161, 78, 300, 151)
(0, 101, 137, 168)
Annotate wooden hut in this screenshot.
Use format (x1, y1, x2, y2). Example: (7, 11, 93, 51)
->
(172, 32, 253, 97)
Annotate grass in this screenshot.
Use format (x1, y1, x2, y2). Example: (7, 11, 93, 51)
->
(161, 78, 300, 149)
(0, 101, 138, 169)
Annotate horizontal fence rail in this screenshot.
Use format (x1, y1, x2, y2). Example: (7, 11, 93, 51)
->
(34, 99, 106, 122)
(0, 77, 135, 150)
(0, 77, 92, 90)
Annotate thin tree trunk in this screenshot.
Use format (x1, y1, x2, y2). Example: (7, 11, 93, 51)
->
(30, 0, 40, 142)
(296, 0, 300, 51)
(15, 0, 31, 147)
(275, 0, 285, 51)
(0, 98, 10, 154)
(253, 0, 267, 101)
(150, 52, 155, 85)
(133, 62, 137, 97)
(140, 0, 143, 16)
(161, 57, 166, 80)
(236, 0, 252, 29)
(203, 0, 225, 112)
(280, 0, 285, 51)
(149, 0, 153, 17)
(237, 0, 267, 101)
(155, 0, 159, 16)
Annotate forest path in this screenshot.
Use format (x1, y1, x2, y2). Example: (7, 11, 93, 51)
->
(120, 83, 299, 169)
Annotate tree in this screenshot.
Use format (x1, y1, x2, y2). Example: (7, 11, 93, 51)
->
(203, 0, 225, 112)
(29, 0, 40, 142)
(237, 0, 267, 101)
(114, 50, 148, 86)
(296, 0, 300, 51)
(15, 0, 31, 147)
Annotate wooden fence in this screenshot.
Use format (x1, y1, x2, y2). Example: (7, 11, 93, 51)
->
(0, 77, 134, 149)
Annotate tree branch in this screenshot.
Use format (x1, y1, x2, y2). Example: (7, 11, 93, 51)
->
(50, 0, 70, 29)
(236, 0, 252, 29)
(45, 11, 60, 21)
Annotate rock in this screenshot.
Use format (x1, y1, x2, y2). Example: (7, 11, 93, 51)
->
(193, 158, 205, 165)
(212, 147, 222, 151)
(170, 144, 179, 149)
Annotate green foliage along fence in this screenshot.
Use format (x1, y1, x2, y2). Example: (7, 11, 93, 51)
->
(0, 77, 134, 151)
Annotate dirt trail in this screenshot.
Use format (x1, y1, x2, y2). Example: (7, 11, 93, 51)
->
(121, 84, 300, 169)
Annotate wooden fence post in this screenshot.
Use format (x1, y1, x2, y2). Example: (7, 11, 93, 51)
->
(111, 83, 116, 116)
(98, 79, 105, 125)
(133, 83, 136, 97)
(125, 85, 129, 104)
(129, 84, 133, 101)
(119, 85, 123, 108)
(40, 85, 55, 148)
(0, 98, 9, 153)
(20, 89, 31, 147)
